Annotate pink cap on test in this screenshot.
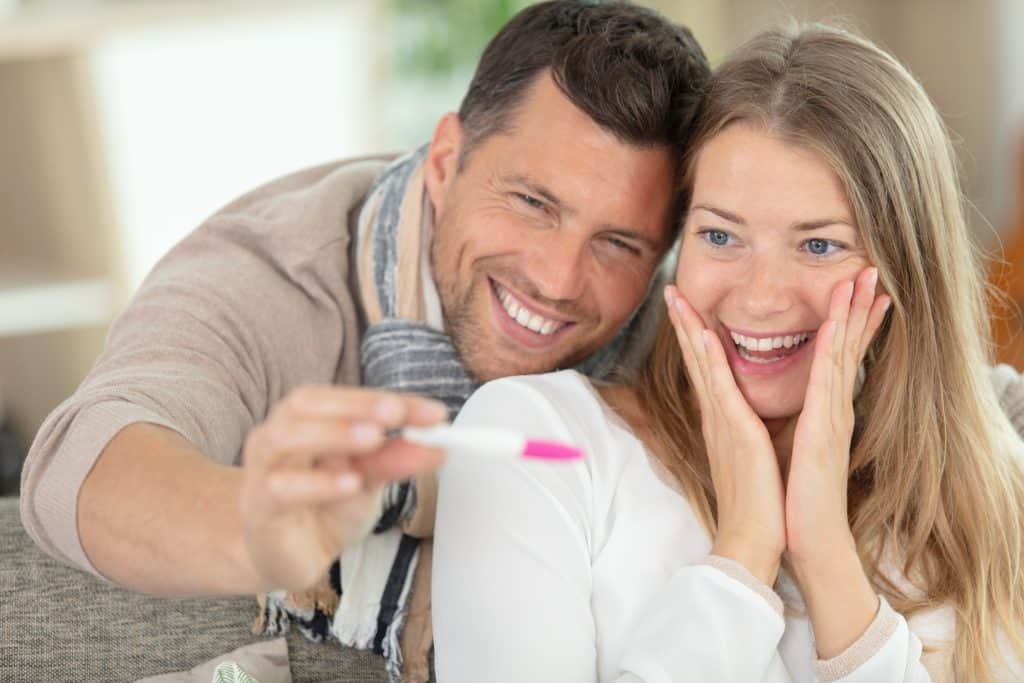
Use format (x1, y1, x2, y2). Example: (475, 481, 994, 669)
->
(522, 439, 583, 461)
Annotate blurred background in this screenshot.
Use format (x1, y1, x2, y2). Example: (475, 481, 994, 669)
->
(1, 0, 1022, 496)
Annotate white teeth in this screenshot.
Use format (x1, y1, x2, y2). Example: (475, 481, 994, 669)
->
(495, 283, 564, 336)
(730, 329, 811, 357)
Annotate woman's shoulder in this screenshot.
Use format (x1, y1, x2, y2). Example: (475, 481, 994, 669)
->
(459, 369, 609, 436)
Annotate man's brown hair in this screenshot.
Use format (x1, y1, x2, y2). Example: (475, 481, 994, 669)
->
(458, 0, 709, 167)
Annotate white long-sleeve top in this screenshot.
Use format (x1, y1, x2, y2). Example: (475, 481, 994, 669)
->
(433, 370, 1022, 682)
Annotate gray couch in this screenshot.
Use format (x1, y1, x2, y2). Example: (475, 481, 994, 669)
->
(0, 496, 389, 682)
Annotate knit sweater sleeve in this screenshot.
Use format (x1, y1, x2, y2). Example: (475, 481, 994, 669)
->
(19, 159, 380, 577)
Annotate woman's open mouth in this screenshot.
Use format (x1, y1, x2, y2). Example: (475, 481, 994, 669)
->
(722, 326, 817, 376)
(729, 330, 813, 364)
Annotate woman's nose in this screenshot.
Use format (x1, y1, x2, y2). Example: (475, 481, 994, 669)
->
(736, 255, 794, 318)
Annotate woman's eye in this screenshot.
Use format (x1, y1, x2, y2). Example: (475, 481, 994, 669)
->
(698, 229, 731, 247)
(803, 238, 843, 257)
(515, 193, 544, 210)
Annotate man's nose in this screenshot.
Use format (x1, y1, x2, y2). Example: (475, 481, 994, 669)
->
(737, 254, 794, 317)
(524, 233, 589, 303)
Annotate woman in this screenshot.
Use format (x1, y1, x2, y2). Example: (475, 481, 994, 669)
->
(432, 24, 1024, 682)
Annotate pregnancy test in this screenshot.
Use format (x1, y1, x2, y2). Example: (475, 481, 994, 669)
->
(400, 424, 583, 462)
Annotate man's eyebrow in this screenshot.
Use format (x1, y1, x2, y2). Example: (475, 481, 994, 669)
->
(692, 204, 854, 231)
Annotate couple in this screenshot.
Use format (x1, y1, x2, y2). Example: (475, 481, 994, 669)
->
(434, 19, 1024, 683)
(19, 1, 1023, 682)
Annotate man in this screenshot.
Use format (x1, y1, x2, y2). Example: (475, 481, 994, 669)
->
(20, 1, 710, 679)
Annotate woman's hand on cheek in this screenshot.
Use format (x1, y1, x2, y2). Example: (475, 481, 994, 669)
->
(665, 285, 786, 586)
(785, 267, 891, 567)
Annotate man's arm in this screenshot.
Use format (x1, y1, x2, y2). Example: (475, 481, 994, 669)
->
(78, 422, 267, 597)
(77, 388, 448, 598)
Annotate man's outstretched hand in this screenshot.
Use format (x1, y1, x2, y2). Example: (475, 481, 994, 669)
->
(239, 387, 447, 592)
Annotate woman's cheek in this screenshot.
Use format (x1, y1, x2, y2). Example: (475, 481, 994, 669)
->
(677, 258, 734, 313)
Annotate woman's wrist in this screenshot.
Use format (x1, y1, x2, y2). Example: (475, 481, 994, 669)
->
(711, 535, 782, 586)
(790, 536, 879, 659)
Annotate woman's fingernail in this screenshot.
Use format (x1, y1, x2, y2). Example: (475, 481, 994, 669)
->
(883, 297, 892, 313)
(869, 267, 879, 289)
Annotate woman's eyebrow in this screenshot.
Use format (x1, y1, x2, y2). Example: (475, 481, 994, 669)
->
(791, 218, 856, 231)
(692, 204, 745, 224)
(693, 204, 854, 232)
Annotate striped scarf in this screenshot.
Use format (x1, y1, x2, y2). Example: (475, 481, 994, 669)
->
(255, 147, 660, 681)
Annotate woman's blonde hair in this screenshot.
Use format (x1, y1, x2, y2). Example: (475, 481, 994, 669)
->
(637, 23, 1024, 681)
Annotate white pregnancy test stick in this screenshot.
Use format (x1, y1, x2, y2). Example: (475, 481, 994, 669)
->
(400, 424, 582, 462)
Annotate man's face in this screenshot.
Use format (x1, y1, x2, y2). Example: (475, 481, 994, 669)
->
(425, 74, 676, 381)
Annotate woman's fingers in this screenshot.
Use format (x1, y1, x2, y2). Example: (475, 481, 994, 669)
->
(664, 286, 711, 400)
(701, 328, 759, 420)
(671, 288, 716, 384)
(859, 294, 892, 359)
(845, 269, 876, 354)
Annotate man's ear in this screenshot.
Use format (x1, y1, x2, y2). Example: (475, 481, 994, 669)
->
(424, 113, 464, 216)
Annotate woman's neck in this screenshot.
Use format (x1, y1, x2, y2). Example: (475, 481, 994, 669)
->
(599, 381, 798, 480)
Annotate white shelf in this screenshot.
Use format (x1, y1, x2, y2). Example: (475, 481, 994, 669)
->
(0, 273, 115, 338)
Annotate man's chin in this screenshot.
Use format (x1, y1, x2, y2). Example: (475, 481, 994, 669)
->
(462, 349, 578, 382)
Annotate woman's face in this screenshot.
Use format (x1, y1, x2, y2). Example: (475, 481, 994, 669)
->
(676, 122, 871, 421)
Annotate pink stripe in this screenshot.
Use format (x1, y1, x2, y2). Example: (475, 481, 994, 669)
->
(522, 439, 583, 461)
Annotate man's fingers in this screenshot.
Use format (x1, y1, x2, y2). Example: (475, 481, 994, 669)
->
(279, 386, 448, 428)
(264, 469, 363, 508)
(354, 439, 446, 486)
(248, 418, 385, 469)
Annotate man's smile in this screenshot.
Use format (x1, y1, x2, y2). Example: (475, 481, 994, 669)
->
(488, 277, 577, 350)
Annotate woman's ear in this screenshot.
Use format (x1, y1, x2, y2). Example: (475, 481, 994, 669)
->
(424, 113, 464, 216)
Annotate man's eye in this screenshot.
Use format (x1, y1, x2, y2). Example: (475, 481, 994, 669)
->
(515, 193, 544, 210)
(607, 237, 640, 255)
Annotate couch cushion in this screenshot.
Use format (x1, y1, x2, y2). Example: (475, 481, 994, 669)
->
(0, 496, 387, 682)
